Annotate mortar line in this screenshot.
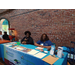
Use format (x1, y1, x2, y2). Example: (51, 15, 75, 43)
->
(10, 9, 42, 18)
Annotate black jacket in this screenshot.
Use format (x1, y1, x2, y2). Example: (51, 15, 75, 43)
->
(21, 37, 34, 45)
(2, 35, 10, 40)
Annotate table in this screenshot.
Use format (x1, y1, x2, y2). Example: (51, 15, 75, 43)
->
(0, 40, 10, 44)
(0, 40, 10, 58)
(0, 42, 68, 65)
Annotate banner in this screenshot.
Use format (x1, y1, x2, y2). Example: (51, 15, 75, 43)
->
(4, 45, 46, 65)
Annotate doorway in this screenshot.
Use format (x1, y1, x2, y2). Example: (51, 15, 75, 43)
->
(0, 18, 9, 35)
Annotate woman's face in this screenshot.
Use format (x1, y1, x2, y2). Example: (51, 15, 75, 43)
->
(26, 33, 30, 37)
(42, 34, 46, 40)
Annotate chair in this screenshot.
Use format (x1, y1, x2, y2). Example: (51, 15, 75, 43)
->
(67, 41, 75, 65)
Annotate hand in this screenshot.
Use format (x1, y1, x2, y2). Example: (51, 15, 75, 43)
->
(62, 53, 64, 56)
(22, 41, 26, 44)
(40, 49, 43, 52)
(24, 41, 27, 45)
(45, 46, 51, 51)
(25, 38, 27, 41)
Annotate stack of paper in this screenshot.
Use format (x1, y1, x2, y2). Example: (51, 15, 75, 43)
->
(34, 52, 46, 59)
(36, 47, 44, 49)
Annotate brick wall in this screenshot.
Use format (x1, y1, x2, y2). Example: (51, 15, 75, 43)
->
(0, 9, 9, 14)
(0, 9, 75, 47)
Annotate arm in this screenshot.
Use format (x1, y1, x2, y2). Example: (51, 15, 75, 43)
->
(34, 42, 43, 47)
(34, 42, 51, 51)
(34, 42, 51, 48)
(21, 37, 26, 44)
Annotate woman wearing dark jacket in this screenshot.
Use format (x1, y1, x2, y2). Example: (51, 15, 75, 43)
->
(21, 31, 34, 45)
(2, 32, 10, 40)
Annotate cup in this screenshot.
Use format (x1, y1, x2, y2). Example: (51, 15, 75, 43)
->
(17, 42, 20, 45)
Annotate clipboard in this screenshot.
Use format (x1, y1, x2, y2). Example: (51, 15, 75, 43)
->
(42, 55, 59, 65)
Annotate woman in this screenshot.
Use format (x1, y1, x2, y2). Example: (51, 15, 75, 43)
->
(0, 31, 2, 40)
(21, 31, 34, 45)
(35, 33, 53, 51)
(2, 32, 10, 40)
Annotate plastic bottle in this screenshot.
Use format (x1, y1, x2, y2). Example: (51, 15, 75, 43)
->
(19, 39, 21, 44)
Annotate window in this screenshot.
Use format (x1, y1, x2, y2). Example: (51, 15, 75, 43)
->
(0, 18, 9, 35)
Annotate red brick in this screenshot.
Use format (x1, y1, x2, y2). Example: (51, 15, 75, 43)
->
(0, 9, 75, 47)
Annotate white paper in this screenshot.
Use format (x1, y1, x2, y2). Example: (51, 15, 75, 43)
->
(44, 51, 48, 54)
(57, 47, 63, 58)
(4, 42, 17, 46)
(36, 47, 43, 49)
(16, 47, 24, 50)
(34, 52, 47, 58)
(50, 45, 55, 55)
(50, 50, 54, 55)
(27, 49, 39, 55)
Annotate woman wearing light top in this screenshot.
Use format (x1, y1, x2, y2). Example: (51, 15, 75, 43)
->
(0, 31, 3, 40)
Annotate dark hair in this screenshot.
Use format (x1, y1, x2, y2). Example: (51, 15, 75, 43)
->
(4, 31, 7, 35)
(40, 33, 49, 42)
(24, 31, 31, 35)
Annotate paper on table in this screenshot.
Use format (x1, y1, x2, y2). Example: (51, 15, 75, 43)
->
(34, 52, 47, 59)
(27, 49, 39, 55)
(12, 46, 25, 51)
(4, 42, 17, 46)
(16, 47, 24, 51)
(5, 44, 11, 47)
(36, 47, 44, 49)
(42, 55, 59, 65)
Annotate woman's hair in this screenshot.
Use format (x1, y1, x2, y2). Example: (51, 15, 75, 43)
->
(4, 32, 7, 35)
(24, 31, 31, 35)
(40, 33, 49, 42)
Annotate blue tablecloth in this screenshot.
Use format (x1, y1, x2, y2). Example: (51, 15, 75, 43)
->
(0, 43, 68, 65)
(0, 44, 4, 59)
(62, 46, 74, 53)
